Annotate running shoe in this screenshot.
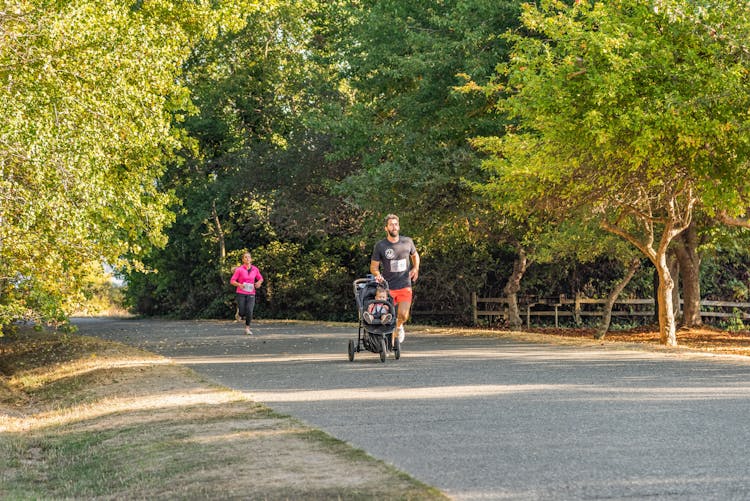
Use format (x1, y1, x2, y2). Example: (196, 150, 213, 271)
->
(245, 326, 253, 335)
(398, 325, 405, 343)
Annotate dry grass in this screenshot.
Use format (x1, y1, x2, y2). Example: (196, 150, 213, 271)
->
(415, 323, 750, 359)
(0, 329, 445, 500)
(522, 324, 750, 357)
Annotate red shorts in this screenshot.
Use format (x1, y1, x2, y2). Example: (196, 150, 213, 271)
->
(389, 287, 413, 304)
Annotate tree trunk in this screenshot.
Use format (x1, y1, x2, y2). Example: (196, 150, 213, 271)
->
(595, 258, 640, 339)
(674, 222, 702, 327)
(652, 266, 659, 324)
(503, 246, 527, 329)
(668, 248, 680, 322)
(656, 252, 678, 346)
(211, 200, 226, 266)
(600, 184, 696, 346)
(211, 200, 231, 322)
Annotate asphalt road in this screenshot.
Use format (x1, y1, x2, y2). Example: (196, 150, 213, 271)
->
(75, 317, 750, 500)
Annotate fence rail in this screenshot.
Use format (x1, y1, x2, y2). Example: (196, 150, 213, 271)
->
(471, 293, 750, 327)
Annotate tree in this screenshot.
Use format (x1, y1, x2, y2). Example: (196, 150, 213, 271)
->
(125, 0, 366, 319)
(332, 0, 522, 228)
(325, 1, 532, 322)
(0, 0, 243, 332)
(473, 0, 750, 345)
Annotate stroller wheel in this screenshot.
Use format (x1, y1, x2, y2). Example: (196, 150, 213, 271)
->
(379, 337, 387, 363)
(394, 338, 401, 360)
(348, 339, 355, 362)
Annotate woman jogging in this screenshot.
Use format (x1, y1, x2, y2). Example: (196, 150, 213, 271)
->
(230, 252, 264, 335)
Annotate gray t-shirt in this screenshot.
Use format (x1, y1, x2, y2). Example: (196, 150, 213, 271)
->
(371, 236, 417, 290)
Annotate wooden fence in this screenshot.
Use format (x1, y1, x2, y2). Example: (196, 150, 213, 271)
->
(471, 293, 750, 327)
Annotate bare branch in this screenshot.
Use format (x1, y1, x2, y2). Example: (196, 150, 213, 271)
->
(717, 210, 750, 228)
(600, 217, 655, 262)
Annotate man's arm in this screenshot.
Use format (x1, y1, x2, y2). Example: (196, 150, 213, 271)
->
(370, 260, 383, 282)
(409, 252, 420, 282)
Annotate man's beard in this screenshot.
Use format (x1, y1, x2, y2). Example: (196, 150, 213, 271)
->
(388, 229, 399, 238)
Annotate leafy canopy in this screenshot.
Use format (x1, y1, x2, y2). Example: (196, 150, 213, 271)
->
(475, 0, 750, 235)
(0, 0, 247, 330)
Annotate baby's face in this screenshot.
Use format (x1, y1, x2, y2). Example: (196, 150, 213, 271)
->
(375, 292, 387, 301)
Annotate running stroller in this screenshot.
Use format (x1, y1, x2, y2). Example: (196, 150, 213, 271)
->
(348, 276, 400, 363)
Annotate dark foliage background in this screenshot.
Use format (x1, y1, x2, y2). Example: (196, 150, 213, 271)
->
(122, 1, 750, 328)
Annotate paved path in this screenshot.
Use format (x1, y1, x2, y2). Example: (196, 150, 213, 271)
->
(75, 317, 750, 500)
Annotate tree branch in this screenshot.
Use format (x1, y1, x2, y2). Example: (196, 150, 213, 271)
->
(600, 218, 655, 261)
(717, 210, 750, 228)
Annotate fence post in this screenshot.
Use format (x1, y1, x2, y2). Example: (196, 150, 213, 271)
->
(575, 292, 582, 325)
(554, 305, 559, 328)
(472, 292, 478, 325)
(526, 304, 531, 327)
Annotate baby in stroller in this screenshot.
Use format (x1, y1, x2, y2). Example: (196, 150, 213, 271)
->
(349, 276, 400, 362)
(363, 286, 393, 325)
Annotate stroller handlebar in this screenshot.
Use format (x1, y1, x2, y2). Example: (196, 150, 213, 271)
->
(353, 275, 389, 289)
(353, 275, 390, 298)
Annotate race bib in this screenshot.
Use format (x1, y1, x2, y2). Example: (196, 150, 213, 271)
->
(390, 259, 407, 273)
(242, 283, 254, 292)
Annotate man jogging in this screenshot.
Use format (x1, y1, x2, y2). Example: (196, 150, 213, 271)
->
(370, 214, 420, 345)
